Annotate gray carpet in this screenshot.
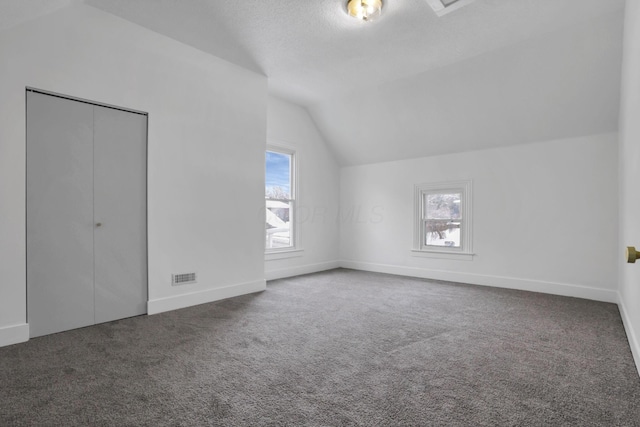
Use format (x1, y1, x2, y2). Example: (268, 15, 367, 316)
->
(1, 268, 639, 426)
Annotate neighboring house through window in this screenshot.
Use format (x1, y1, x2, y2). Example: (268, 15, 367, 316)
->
(265, 146, 296, 251)
(413, 180, 473, 260)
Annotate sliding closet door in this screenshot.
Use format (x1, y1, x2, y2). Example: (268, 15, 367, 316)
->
(93, 106, 147, 323)
(27, 92, 95, 338)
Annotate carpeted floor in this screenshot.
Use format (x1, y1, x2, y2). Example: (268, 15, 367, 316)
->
(1, 268, 639, 426)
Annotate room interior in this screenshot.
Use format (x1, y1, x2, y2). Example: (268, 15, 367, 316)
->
(1, 0, 640, 421)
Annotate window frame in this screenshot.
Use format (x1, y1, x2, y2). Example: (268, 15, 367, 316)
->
(412, 180, 473, 260)
(265, 144, 300, 256)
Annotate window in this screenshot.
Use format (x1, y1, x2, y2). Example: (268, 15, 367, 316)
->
(265, 146, 296, 252)
(413, 180, 473, 259)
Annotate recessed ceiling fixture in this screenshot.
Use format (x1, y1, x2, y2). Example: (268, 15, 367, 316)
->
(347, 0, 383, 22)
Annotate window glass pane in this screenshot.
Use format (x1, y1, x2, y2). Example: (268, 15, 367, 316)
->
(424, 192, 462, 248)
(266, 151, 291, 199)
(425, 192, 461, 219)
(266, 200, 292, 249)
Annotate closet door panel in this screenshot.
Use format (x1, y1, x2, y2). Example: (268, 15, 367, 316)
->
(93, 106, 147, 323)
(27, 92, 95, 338)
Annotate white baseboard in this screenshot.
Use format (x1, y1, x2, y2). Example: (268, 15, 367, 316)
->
(340, 260, 618, 303)
(265, 260, 340, 281)
(618, 295, 640, 378)
(0, 323, 29, 347)
(148, 279, 266, 315)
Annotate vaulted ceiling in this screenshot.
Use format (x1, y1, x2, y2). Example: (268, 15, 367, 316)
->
(0, 0, 78, 31)
(2, 0, 627, 165)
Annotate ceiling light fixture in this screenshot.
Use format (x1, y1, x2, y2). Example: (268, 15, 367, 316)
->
(347, 0, 383, 22)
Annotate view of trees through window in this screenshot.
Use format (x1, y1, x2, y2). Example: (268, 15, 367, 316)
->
(424, 192, 461, 247)
(266, 150, 293, 250)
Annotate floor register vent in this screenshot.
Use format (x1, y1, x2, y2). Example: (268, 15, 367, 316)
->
(172, 272, 197, 286)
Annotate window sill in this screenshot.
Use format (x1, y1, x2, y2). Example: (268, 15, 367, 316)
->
(410, 249, 474, 261)
(265, 248, 304, 261)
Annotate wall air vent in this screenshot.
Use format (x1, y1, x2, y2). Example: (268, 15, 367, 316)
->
(425, 0, 476, 17)
(172, 272, 197, 286)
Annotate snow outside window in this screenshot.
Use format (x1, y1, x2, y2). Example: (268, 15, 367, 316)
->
(413, 180, 473, 259)
(265, 147, 296, 252)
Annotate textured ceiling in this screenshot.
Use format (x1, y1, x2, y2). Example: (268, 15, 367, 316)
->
(309, 10, 624, 165)
(84, 0, 625, 106)
(2, 0, 627, 165)
(0, 0, 78, 31)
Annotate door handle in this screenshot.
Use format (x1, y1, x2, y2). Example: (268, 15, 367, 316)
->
(626, 246, 639, 263)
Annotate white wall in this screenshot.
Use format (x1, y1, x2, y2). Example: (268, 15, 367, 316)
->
(265, 96, 340, 280)
(0, 4, 267, 346)
(341, 134, 619, 302)
(618, 0, 640, 374)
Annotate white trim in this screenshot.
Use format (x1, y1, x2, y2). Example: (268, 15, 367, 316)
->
(0, 323, 29, 347)
(411, 249, 474, 261)
(618, 294, 640, 378)
(148, 279, 266, 315)
(265, 248, 305, 261)
(266, 143, 300, 252)
(340, 260, 618, 303)
(414, 180, 472, 254)
(266, 260, 340, 281)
